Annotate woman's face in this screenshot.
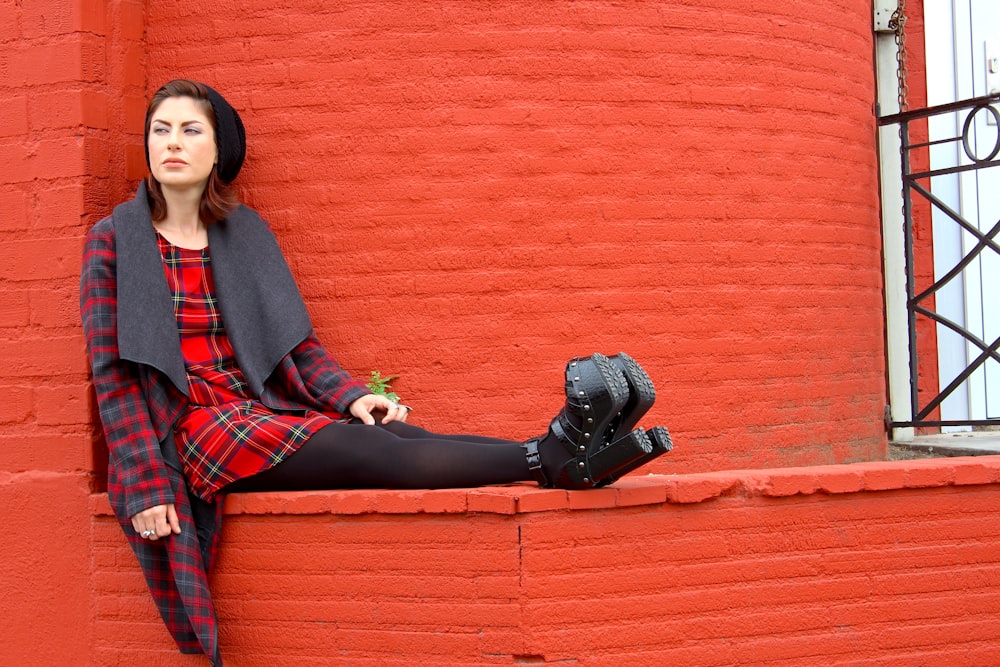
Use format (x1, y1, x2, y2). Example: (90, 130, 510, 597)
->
(147, 96, 218, 193)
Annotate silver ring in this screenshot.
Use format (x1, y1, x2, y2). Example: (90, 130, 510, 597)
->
(141, 530, 155, 538)
(398, 404, 413, 412)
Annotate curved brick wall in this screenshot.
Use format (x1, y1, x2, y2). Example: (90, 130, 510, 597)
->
(0, 2, 956, 666)
(89, 459, 1000, 666)
(142, 0, 886, 471)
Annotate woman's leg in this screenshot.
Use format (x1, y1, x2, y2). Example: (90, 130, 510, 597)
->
(227, 353, 667, 493)
(379, 420, 520, 446)
(226, 420, 531, 493)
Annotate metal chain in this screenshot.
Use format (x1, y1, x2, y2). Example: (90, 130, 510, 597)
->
(889, 0, 909, 111)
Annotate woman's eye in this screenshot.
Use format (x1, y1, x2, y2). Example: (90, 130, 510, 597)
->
(152, 127, 168, 134)
(184, 128, 202, 135)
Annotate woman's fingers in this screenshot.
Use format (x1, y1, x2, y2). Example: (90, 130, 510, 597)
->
(349, 395, 380, 424)
(131, 504, 180, 540)
(349, 395, 413, 425)
(166, 504, 182, 535)
(380, 401, 413, 424)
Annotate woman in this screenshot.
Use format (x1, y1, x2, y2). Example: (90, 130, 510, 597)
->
(80, 79, 671, 665)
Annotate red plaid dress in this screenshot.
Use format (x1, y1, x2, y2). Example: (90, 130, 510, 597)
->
(159, 234, 342, 501)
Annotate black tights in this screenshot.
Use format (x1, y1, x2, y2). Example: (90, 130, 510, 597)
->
(225, 420, 532, 492)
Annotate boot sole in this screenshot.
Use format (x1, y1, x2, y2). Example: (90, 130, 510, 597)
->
(588, 427, 653, 482)
(610, 352, 656, 438)
(596, 425, 673, 487)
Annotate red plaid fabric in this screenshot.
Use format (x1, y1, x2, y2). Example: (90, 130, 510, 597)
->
(159, 235, 341, 502)
(82, 214, 372, 666)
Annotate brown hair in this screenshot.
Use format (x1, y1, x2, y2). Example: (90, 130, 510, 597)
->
(143, 79, 240, 225)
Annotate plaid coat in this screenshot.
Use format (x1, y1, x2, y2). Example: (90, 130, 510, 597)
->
(80, 184, 371, 665)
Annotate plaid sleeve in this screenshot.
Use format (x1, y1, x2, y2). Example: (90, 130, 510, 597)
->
(282, 334, 372, 416)
(81, 219, 176, 517)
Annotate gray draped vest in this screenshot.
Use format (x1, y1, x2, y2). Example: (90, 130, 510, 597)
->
(113, 182, 313, 399)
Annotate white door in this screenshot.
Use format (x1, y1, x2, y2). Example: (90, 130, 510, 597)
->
(968, 0, 1000, 419)
(924, 0, 1000, 424)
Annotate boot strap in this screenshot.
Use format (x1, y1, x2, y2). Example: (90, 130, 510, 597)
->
(522, 438, 550, 486)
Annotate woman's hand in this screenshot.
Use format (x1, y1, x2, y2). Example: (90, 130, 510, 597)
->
(349, 394, 412, 425)
(131, 503, 181, 541)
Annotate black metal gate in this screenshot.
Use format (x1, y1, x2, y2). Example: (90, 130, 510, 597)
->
(878, 93, 1000, 429)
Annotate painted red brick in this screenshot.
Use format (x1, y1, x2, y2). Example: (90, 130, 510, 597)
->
(0, 287, 30, 328)
(0, 96, 29, 138)
(0, 187, 29, 230)
(29, 285, 80, 328)
(0, 433, 92, 473)
(0, 238, 85, 281)
(29, 137, 89, 180)
(34, 384, 91, 427)
(20, 0, 105, 38)
(34, 182, 87, 229)
(133, 0, 888, 473)
(0, 335, 88, 377)
(0, 385, 32, 425)
(0, 476, 92, 665)
(79, 457, 1000, 665)
(8, 37, 85, 86)
(5, 1, 991, 665)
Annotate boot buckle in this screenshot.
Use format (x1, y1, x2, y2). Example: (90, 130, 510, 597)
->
(522, 437, 550, 487)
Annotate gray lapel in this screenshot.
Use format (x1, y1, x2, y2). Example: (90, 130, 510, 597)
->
(207, 206, 312, 397)
(114, 183, 189, 395)
(112, 183, 313, 399)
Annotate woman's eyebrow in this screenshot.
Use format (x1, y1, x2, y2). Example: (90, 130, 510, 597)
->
(150, 118, 207, 126)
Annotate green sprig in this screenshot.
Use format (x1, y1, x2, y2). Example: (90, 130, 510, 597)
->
(366, 371, 401, 403)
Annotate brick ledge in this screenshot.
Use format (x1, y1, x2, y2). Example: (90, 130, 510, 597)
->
(88, 455, 1000, 518)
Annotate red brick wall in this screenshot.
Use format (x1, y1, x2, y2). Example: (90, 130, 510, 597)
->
(141, 0, 887, 471)
(90, 457, 1000, 666)
(0, 1, 108, 661)
(0, 0, 931, 664)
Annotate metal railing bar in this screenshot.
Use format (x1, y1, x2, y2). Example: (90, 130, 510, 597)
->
(890, 419, 1000, 428)
(886, 94, 1000, 429)
(878, 92, 1000, 125)
(913, 334, 1000, 421)
(912, 305, 1000, 362)
(910, 219, 1000, 305)
(907, 159, 1000, 180)
(908, 180, 1000, 255)
(906, 135, 963, 150)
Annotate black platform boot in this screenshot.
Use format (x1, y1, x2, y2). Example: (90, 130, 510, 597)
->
(591, 353, 671, 486)
(523, 353, 651, 489)
(595, 425, 673, 487)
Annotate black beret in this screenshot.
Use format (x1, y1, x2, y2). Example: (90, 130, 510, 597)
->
(144, 81, 247, 184)
(203, 84, 246, 184)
